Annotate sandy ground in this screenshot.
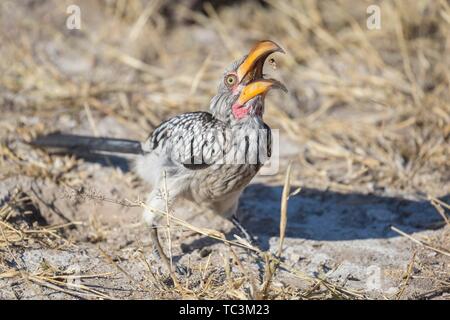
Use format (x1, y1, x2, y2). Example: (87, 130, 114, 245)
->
(0, 0, 449, 299)
(1, 116, 448, 299)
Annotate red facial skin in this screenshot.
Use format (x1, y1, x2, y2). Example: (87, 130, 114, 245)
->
(232, 102, 249, 119)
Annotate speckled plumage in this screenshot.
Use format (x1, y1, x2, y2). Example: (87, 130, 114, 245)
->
(135, 41, 283, 229)
(136, 106, 271, 224)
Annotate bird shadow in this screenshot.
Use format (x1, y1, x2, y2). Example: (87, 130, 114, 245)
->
(238, 184, 448, 250)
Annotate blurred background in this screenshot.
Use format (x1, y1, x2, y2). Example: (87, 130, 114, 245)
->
(1, 0, 448, 194)
(0, 0, 449, 299)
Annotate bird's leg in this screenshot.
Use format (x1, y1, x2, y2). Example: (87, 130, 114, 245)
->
(149, 226, 190, 277)
(144, 190, 190, 278)
(143, 191, 171, 267)
(231, 215, 256, 245)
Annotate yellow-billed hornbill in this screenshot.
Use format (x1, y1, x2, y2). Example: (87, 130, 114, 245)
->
(32, 40, 287, 269)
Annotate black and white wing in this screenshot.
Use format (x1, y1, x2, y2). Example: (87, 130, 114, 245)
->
(142, 112, 229, 169)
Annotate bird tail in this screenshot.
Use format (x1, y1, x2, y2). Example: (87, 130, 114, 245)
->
(30, 133, 144, 155)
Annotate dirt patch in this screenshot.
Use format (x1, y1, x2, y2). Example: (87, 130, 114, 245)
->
(0, 0, 449, 299)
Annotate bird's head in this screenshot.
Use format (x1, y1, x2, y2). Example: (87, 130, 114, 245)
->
(210, 40, 287, 124)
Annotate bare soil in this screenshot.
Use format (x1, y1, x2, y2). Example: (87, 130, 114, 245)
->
(0, 0, 449, 299)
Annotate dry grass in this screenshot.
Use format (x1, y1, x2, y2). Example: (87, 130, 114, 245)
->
(0, 173, 370, 300)
(2, 0, 448, 194)
(0, 0, 449, 299)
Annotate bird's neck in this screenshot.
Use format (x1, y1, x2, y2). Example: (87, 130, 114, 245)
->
(230, 114, 267, 130)
(209, 94, 267, 129)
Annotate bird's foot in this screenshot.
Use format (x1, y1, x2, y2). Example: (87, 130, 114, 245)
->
(175, 264, 191, 277)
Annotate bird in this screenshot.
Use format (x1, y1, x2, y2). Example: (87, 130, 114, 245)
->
(31, 40, 287, 269)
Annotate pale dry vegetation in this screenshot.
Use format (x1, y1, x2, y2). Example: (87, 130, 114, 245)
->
(0, 0, 449, 299)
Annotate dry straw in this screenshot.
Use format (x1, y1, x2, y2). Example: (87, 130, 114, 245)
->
(1, 0, 449, 299)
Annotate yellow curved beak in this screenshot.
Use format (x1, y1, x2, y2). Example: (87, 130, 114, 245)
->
(236, 40, 285, 81)
(237, 79, 288, 106)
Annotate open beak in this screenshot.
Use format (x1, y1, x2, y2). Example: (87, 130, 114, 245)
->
(236, 40, 285, 82)
(235, 40, 287, 106)
(236, 79, 287, 106)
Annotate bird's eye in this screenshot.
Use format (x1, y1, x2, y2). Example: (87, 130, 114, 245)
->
(225, 74, 237, 87)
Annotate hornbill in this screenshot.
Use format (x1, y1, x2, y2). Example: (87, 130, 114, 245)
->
(32, 40, 287, 269)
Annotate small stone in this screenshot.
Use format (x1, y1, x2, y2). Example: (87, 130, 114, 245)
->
(199, 248, 212, 258)
(180, 243, 190, 253)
